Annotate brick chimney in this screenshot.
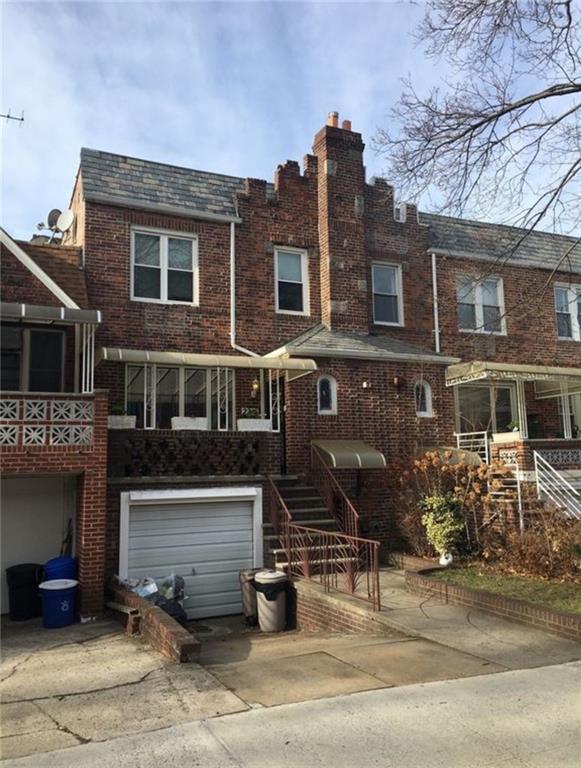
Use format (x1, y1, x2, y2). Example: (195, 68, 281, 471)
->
(313, 113, 368, 331)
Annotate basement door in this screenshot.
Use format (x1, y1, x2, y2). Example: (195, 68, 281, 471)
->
(120, 488, 263, 619)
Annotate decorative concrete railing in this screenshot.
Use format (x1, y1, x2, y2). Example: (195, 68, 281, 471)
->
(0, 394, 94, 447)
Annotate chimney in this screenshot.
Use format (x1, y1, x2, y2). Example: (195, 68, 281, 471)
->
(327, 111, 339, 128)
(313, 114, 367, 331)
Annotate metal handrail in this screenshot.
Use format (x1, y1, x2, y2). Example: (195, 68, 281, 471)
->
(533, 450, 581, 520)
(455, 430, 490, 464)
(310, 446, 360, 539)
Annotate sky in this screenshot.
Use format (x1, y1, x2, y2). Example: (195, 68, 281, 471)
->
(1, 0, 444, 239)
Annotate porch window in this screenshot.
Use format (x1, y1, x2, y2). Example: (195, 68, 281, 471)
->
(372, 263, 403, 326)
(414, 380, 432, 417)
(317, 375, 337, 415)
(457, 384, 514, 433)
(555, 286, 581, 341)
(457, 276, 505, 334)
(558, 394, 581, 438)
(0, 325, 64, 392)
(125, 364, 234, 429)
(131, 230, 198, 305)
(275, 248, 309, 315)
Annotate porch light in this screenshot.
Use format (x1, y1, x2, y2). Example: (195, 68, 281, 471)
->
(251, 377, 260, 398)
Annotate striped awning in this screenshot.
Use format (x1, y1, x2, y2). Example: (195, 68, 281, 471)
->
(446, 360, 581, 388)
(312, 439, 386, 469)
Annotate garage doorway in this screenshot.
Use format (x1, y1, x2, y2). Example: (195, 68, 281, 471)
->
(1, 476, 76, 613)
(119, 487, 263, 619)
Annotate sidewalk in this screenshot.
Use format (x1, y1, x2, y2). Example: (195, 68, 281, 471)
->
(5, 661, 581, 767)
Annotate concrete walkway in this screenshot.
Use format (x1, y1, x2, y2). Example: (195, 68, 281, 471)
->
(4, 660, 580, 767)
(372, 569, 581, 669)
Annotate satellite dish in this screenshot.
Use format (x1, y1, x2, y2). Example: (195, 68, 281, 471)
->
(47, 208, 62, 228)
(56, 209, 75, 233)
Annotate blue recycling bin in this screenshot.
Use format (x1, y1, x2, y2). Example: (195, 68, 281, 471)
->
(44, 556, 77, 580)
(39, 579, 78, 628)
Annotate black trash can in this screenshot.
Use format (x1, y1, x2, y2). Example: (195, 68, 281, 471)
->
(6, 564, 42, 621)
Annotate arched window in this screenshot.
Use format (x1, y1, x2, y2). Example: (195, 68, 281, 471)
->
(414, 380, 432, 417)
(317, 375, 337, 415)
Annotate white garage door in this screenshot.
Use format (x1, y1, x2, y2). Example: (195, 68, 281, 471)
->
(124, 490, 261, 619)
(1, 476, 76, 614)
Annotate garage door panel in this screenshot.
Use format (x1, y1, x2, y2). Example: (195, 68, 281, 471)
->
(126, 494, 258, 619)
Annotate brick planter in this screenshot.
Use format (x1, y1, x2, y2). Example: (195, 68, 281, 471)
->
(388, 552, 439, 572)
(406, 569, 581, 642)
(110, 582, 200, 663)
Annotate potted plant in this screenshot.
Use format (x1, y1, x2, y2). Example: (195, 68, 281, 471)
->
(420, 493, 464, 566)
(237, 407, 272, 432)
(107, 405, 136, 430)
(492, 420, 521, 443)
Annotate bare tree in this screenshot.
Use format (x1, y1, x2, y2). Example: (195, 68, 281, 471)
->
(374, 0, 581, 236)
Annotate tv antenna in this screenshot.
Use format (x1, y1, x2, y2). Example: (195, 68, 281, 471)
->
(1, 109, 24, 126)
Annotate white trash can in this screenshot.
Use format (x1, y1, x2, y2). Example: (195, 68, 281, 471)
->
(254, 570, 288, 632)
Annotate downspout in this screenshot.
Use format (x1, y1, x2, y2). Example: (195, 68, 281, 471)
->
(229, 219, 259, 357)
(431, 251, 441, 354)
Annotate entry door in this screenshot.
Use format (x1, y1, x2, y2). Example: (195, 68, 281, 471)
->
(125, 496, 257, 619)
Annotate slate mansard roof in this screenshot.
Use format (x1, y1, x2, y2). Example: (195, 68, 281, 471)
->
(79, 148, 581, 273)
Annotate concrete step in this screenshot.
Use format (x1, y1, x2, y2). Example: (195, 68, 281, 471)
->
(283, 496, 324, 508)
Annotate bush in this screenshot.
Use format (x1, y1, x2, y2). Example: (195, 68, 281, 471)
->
(481, 506, 581, 580)
(420, 494, 464, 555)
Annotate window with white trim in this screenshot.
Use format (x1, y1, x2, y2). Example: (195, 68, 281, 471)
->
(317, 375, 337, 415)
(414, 380, 432, 417)
(456, 276, 505, 334)
(372, 263, 403, 326)
(555, 285, 581, 341)
(275, 248, 309, 314)
(131, 230, 198, 305)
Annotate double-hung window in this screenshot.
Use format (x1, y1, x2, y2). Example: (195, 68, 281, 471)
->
(132, 229, 199, 305)
(275, 248, 309, 315)
(372, 263, 403, 326)
(457, 276, 505, 334)
(555, 285, 581, 341)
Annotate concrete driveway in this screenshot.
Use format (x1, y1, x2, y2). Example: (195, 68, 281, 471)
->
(0, 618, 246, 760)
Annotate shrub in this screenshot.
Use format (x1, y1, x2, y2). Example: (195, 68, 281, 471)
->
(420, 494, 465, 555)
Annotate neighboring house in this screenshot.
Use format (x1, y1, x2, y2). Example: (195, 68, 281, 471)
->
(1, 112, 580, 619)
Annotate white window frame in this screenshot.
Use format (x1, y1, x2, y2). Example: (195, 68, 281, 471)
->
(317, 375, 337, 416)
(454, 383, 517, 433)
(414, 380, 433, 418)
(130, 227, 199, 306)
(274, 246, 310, 316)
(372, 262, 404, 327)
(457, 276, 506, 336)
(554, 284, 581, 341)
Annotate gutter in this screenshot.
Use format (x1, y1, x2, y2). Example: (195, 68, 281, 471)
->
(84, 193, 242, 225)
(431, 251, 441, 353)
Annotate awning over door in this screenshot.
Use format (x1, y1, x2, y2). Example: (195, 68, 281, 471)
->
(312, 440, 387, 469)
(446, 360, 581, 388)
(97, 347, 317, 377)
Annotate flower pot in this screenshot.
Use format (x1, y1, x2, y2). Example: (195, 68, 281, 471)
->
(237, 418, 272, 432)
(492, 431, 521, 444)
(108, 415, 136, 430)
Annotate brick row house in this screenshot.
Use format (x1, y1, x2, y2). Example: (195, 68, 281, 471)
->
(1, 113, 580, 618)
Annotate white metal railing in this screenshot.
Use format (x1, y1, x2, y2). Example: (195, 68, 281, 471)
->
(455, 431, 490, 464)
(534, 450, 581, 520)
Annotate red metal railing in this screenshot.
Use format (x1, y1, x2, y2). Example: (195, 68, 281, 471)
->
(268, 477, 381, 611)
(310, 445, 360, 539)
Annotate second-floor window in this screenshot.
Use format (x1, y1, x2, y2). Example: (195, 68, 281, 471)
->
(555, 285, 581, 341)
(457, 276, 505, 334)
(131, 230, 199, 305)
(275, 248, 309, 315)
(372, 263, 403, 326)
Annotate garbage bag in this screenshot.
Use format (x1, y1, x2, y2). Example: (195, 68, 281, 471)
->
(252, 579, 290, 602)
(156, 595, 188, 625)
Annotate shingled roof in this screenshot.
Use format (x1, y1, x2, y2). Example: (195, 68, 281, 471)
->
(421, 212, 581, 274)
(80, 148, 245, 221)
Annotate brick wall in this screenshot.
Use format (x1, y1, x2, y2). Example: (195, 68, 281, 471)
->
(0, 391, 109, 615)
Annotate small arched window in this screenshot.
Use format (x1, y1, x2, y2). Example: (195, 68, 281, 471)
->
(317, 375, 337, 415)
(414, 380, 432, 417)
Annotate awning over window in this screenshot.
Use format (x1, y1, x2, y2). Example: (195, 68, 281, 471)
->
(96, 347, 317, 376)
(312, 439, 387, 469)
(1, 302, 101, 325)
(446, 360, 581, 389)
